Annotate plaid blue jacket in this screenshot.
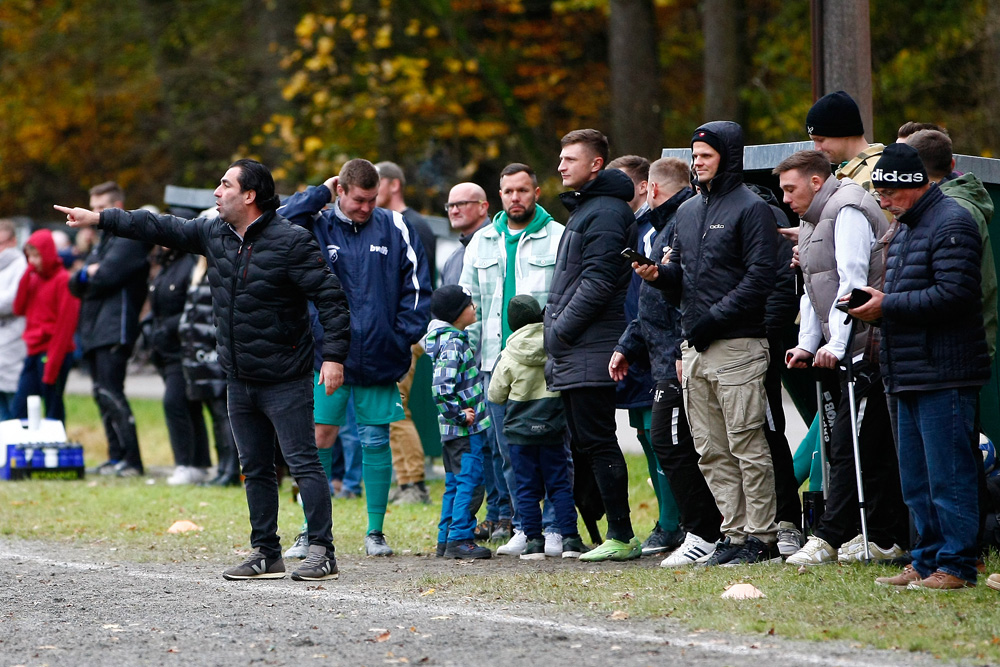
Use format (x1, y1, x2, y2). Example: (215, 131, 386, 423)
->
(424, 320, 490, 439)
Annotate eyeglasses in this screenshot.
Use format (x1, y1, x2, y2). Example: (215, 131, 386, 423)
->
(444, 200, 484, 212)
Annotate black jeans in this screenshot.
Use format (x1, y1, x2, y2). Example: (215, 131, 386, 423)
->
(815, 360, 908, 549)
(87, 345, 142, 471)
(561, 386, 634, 542)
(227, 375, 333, 558)
(764, 333, 802, 525)
(649, 380, 722, 543)
(160, 363, 212, 468)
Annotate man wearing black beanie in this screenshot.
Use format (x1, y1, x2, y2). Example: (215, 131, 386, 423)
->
(806, 90, 885, 195)
(851, 142, 989, 591)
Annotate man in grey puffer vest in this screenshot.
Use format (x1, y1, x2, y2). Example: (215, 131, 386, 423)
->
(777, 150, 908, 567)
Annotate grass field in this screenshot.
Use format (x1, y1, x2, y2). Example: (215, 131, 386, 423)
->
(3, 394, 1000, 663)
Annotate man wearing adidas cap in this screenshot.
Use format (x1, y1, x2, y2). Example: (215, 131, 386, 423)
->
(849, 143, 989, 591)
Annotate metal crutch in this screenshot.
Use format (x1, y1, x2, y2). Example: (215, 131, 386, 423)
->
(842, 315, 872, 562)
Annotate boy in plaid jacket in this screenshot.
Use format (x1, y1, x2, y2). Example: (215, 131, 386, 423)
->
(424, 285, 492, 559)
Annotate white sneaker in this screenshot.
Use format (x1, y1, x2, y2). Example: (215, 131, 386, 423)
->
(187, 467, 209, 484)
(544, 533, 563, 557)
(283, 532, 310, 559)
(496, 530, 527, 556)
(785, 536, 837, 566)
(660, 532, 715, 567)
(166, 466, 190, 486)
(776, 521, 805, 556)
(837, 534, 905, 563)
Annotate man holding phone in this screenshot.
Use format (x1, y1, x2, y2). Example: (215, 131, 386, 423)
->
(774, 150, 907, 567)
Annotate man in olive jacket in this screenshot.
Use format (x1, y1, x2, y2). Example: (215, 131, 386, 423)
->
(544, 129, 639, 562)
(58, 159, 350, 583)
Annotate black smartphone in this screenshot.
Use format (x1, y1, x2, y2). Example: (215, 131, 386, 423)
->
(834, 287, 873, 313)
(620, 247, 655, 267)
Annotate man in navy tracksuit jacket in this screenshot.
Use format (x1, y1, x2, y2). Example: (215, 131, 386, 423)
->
(280, 159, 432, 557)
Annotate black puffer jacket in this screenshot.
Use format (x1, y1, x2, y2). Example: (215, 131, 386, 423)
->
(68, 232, 151, 353)
(656, 121, 776, 348)
(146, 249, 196, 367)
(880, 183, 989, 393)
(616, 187, 695, 381)
(100, 208, 350, 383)
(178, 258, 227, 400)
(544, 168, 637, 390)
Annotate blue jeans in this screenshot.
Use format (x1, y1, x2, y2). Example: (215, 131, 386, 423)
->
(897, 388, 979, 583)
(331, 396, 363, 494)
(508, 442, 578, 539)
(480, 372, 512, 522)
(227, 375, 333, 558)
(485, 394, 567, 533)
(13, 352, 74, 422)
(438, 433, 485, 543)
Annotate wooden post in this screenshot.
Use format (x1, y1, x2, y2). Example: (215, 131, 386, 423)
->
(817, 0, 874, 140)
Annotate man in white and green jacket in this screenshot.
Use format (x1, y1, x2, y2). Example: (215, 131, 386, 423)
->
(459, 162, 565, 556)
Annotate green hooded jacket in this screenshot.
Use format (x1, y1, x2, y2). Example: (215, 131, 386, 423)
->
(940, 173, 997, 360)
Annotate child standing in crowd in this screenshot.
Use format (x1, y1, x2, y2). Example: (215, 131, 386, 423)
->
(425, 285, 492, 560)
(487, 295, 586, 559)
(12, 229, 80, 421)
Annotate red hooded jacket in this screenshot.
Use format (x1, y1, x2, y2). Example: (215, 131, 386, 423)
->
(13, 229, 81, 384)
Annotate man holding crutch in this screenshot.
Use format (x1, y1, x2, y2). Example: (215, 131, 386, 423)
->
(775, 150, 908, 566)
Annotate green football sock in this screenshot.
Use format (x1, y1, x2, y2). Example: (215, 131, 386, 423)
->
(363, 444, 393, 534)
(317, 446, 334, 480)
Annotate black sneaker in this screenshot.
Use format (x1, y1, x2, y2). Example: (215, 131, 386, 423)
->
(722, 535, 782, 566)
(561, 535, 589, 559)
(641, 522, 685, 555)
(704, 537, 743, 567)
(291, 545, 339, 580)
(473, 520, 495, 541)
(435, 542, 446, 558)
(490, 518, 512, 542)
(444, 539, 493, 560)
(223, 551, 286, 580)
(519, 537, 546, 560)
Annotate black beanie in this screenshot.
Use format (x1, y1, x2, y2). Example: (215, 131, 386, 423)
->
(431, 284, 473, 323)
(691, 128, 727, 161)
(806, 90, 864, 138)
(871, 143, 928, 189)
(507, 294, 543, 332)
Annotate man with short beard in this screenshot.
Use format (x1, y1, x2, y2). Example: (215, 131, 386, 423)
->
(460, 162, 565, 556)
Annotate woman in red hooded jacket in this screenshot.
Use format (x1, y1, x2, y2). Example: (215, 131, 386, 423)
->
(12, 228, 81, 421)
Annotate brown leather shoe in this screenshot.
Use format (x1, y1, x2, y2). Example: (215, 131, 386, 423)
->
(986, 573, 1000, 592)
(907, 570, 976, 590)
(875, 563, 922, 587)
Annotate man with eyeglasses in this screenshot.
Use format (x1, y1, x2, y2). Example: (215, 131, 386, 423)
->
(440, 184, 490, 287)
(459, 163, 565, 555)
(851, 143, 988, 591)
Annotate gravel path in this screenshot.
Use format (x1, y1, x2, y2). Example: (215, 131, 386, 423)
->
(1, 539, 953, 667)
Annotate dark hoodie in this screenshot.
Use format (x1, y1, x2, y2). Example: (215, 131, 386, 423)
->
(13, 229, 80, 384)
(655, 121, 777, 350)
(544, 168, 637, 390)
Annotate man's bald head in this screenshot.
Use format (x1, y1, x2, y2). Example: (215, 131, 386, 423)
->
(446, 182, 489, 234)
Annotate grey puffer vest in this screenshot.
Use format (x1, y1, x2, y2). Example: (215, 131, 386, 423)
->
(799, 176, 888, 358)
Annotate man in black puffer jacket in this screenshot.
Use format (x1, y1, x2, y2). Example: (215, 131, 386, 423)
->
(57, 159, 350, 584)
(851, 144, 989, 591)
(637, 121, 779, 566)
(544, 128, 639, 561)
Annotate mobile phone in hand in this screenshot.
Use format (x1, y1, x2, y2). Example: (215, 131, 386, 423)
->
(620, 247, 655, 267)
(835, 287, 872, 313)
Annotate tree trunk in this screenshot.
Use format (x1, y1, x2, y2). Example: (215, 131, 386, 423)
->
(820, 0, 873, 141)
(608, 0, 663, 158)
(702, 0, 742, 122)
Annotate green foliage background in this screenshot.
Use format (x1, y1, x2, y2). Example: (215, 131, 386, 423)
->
(1, 0, 997, 218)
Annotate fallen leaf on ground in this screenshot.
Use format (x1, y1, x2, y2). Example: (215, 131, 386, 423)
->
(610, 610, 629, 620)
(419, 588, 435, 596)
(721, 583, 766, 599)
(167, 520, 203, 533)
(375, 631, 391, 642)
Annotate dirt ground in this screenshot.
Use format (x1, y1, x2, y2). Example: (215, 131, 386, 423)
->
(0, 538, 955, 667)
